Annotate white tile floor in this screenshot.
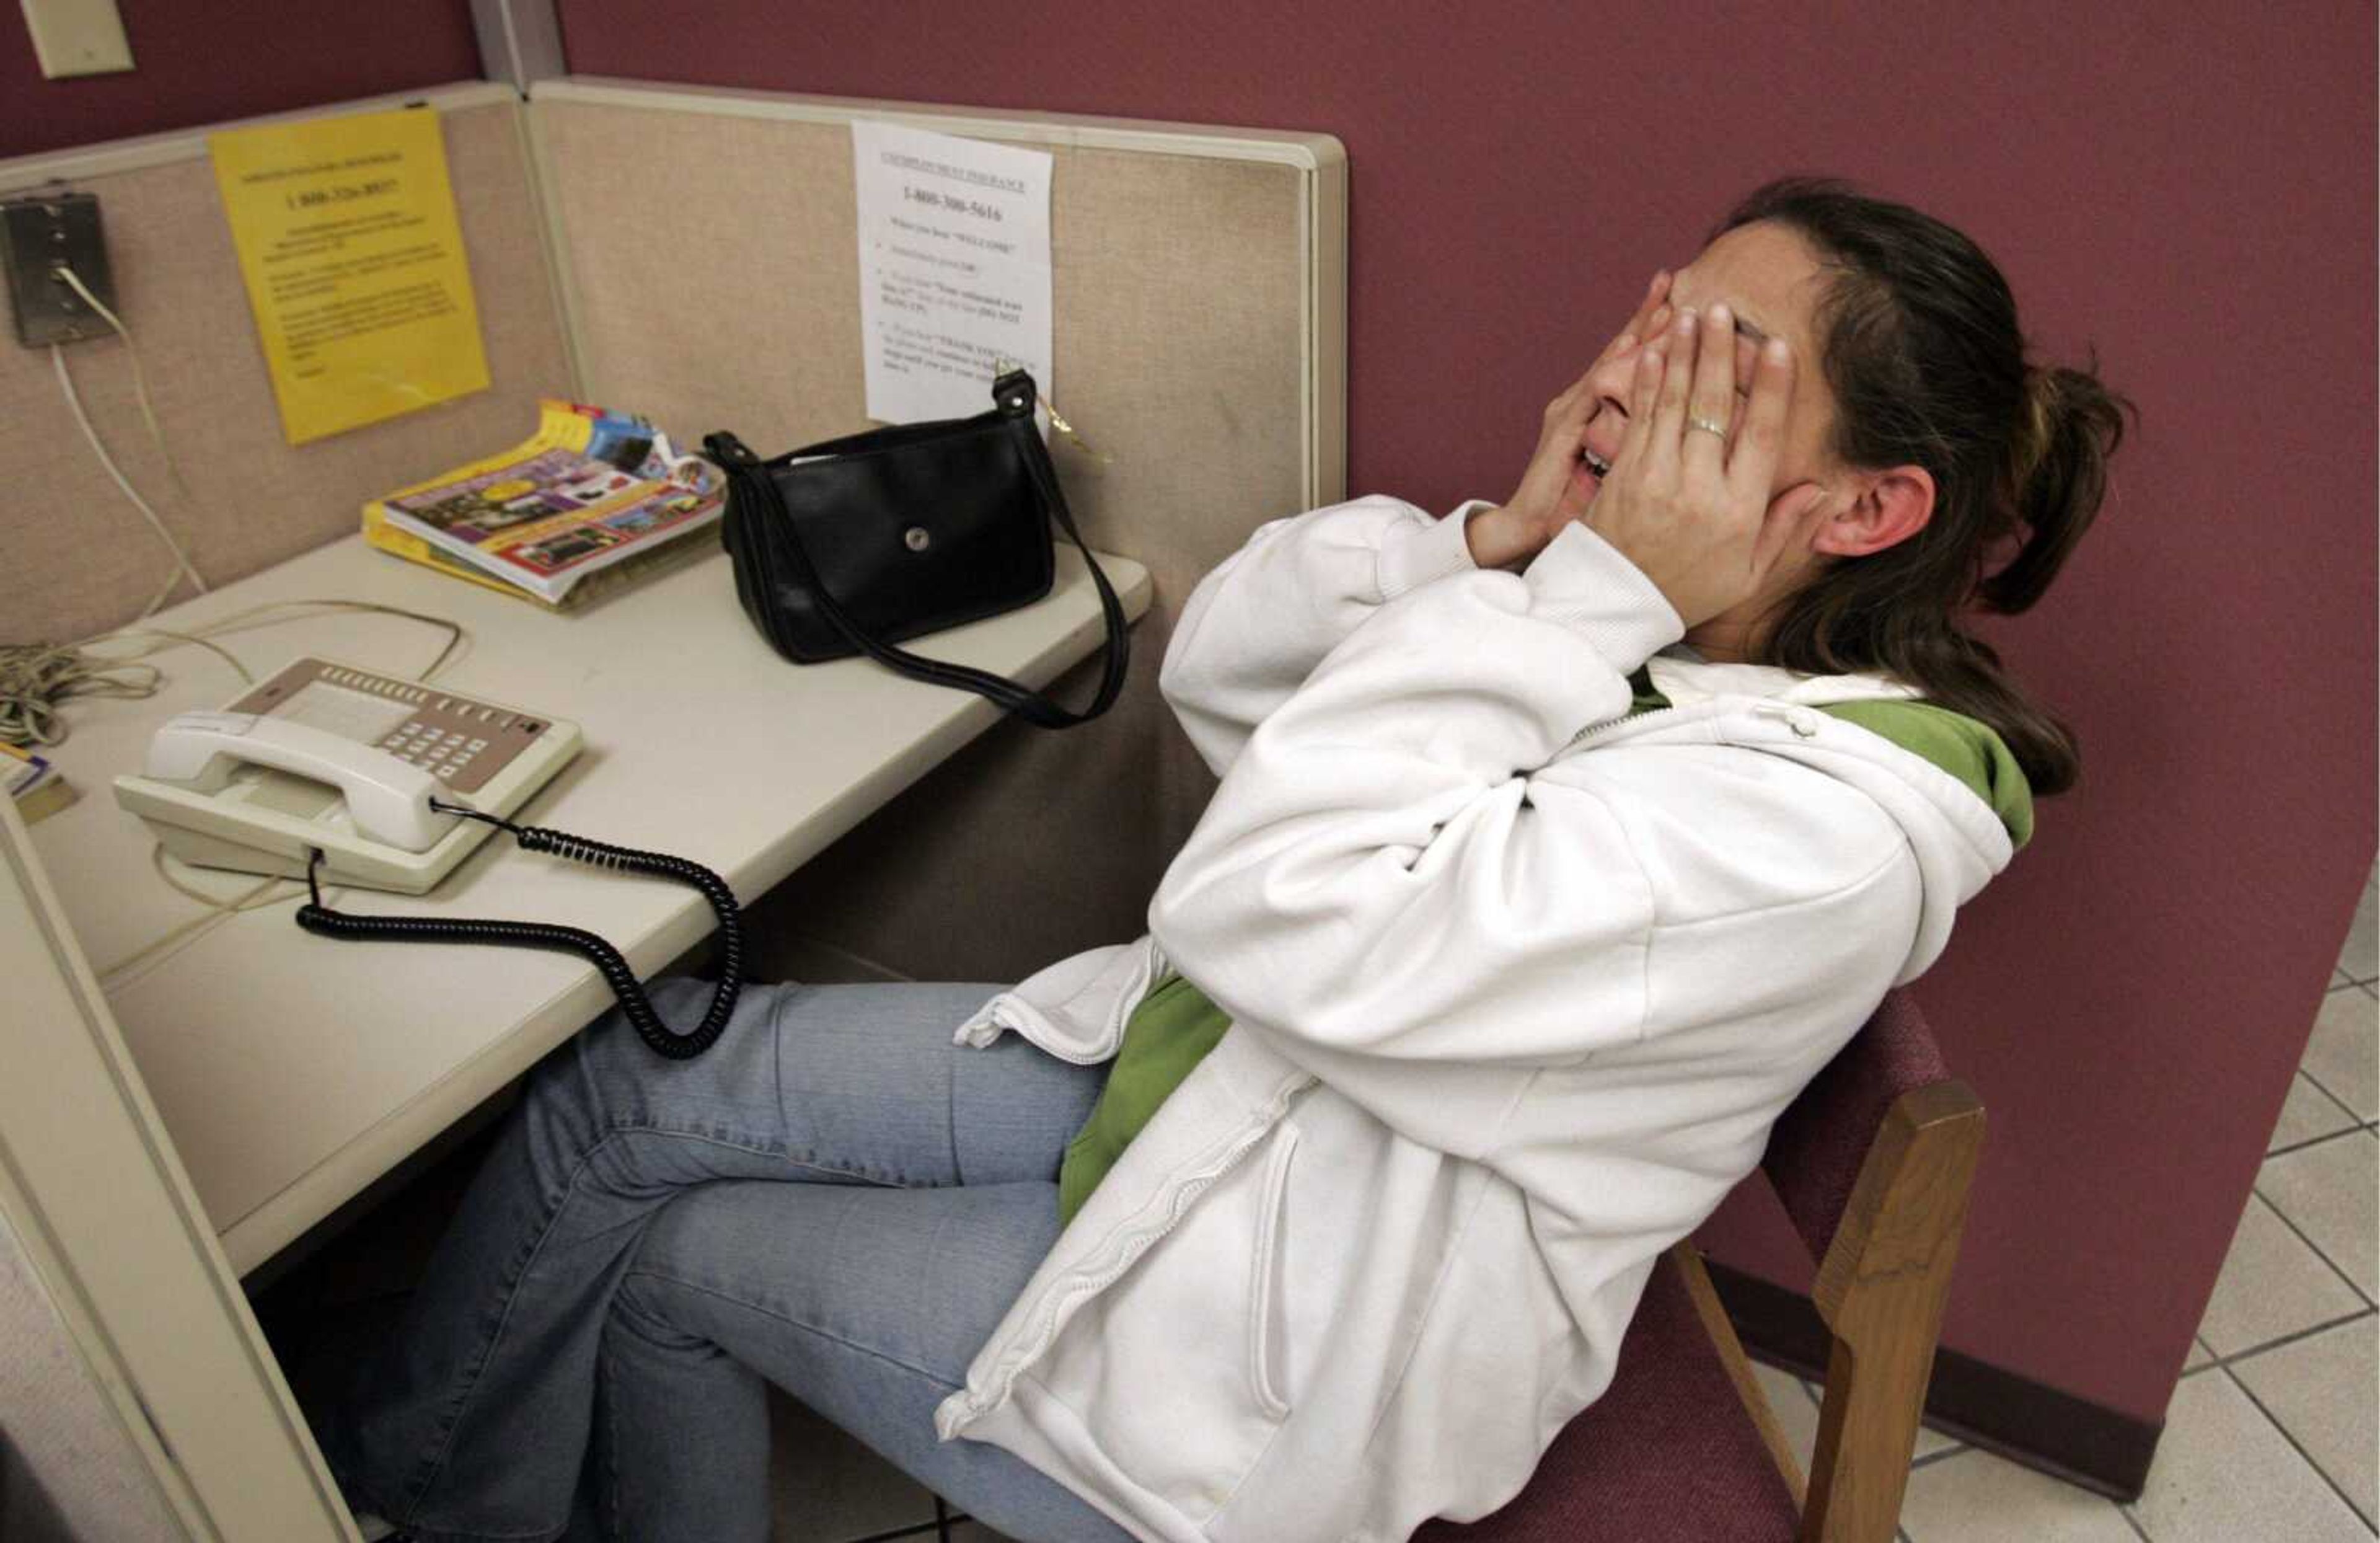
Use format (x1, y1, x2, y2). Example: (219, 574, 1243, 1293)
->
(775, 868, 2380, 1542)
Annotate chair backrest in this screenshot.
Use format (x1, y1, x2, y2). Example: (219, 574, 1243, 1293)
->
(1762, 989, 1950, 1264)
(1765, 988, 1985, 1543)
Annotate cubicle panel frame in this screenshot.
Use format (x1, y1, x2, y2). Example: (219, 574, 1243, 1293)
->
(0, 79, 516, 193)
(0, 800, 357, 1542)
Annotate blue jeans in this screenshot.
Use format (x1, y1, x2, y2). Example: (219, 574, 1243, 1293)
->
(323, 976, 1137, 1543)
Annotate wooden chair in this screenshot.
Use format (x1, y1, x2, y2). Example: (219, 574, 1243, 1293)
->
(1416, 989, 1987, 1543)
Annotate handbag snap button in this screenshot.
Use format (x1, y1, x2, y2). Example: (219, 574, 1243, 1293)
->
(904, 526, 932, 552)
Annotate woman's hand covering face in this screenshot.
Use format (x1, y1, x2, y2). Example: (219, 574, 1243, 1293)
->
(1589, 305, 1830, 629)
(1471, 272, 1674, 572)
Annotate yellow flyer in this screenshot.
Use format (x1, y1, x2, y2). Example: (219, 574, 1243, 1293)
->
(209, 106, 489, 444)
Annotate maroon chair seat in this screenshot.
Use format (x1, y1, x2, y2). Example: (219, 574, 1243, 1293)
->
(1414, 1253, 1800, 1541)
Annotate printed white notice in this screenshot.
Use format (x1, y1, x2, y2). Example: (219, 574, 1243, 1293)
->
(852, 120, 1053, 425)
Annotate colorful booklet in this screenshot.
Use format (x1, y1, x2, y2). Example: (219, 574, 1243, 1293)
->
(364, 400, 723, 606)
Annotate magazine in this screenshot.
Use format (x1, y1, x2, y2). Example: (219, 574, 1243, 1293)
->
(361, 502, 718, 613)
(368, 401, 724, 604)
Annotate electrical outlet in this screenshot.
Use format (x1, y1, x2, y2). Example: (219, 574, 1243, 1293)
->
(19, 0, 134, 77)
(2, 192, 117, 347)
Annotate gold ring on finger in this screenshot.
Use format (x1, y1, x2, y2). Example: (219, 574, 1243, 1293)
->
(1686, 415, 1729, 439)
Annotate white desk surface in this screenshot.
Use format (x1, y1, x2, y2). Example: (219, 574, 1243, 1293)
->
(30, 534, 1148, 1275)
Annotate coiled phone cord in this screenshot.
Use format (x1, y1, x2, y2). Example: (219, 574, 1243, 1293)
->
(294, 803, 744, 1060)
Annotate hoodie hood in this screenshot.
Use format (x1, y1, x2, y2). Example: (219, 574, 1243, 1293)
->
(1620, 649, 2027, 986)
(1645, 648, 2032, 847)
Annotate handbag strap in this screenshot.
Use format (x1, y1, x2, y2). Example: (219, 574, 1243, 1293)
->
(705, 377, 1130, 730)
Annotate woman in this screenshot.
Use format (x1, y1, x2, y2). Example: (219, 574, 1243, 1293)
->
(323, 177, 2130, 1543)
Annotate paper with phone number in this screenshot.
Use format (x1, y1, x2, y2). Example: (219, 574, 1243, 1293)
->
(209, 105, 490, 444)
(852, 120, 1052, 425)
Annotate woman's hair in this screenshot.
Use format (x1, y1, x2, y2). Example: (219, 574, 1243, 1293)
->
(1709, 177, 2136, 797)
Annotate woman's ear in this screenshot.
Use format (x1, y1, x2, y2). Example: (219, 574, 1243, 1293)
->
(1811, 465, 1935, 558)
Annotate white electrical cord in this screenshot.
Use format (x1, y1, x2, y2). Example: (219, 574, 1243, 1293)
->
(49, 262, 206, 618)
(53, 343, 207, 613)
(54, 263, 195, 500)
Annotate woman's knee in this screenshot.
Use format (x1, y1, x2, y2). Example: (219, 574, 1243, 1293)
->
(524, 975, 769, 1129)
(607, 1264, 713, 1355)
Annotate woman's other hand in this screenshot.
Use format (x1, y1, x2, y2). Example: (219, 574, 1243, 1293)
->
(1467, 272, 1673, 571)
(1588, 306, 1830, 629)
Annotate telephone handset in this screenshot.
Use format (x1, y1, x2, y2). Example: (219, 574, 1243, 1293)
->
(112, 658, 741, 1059)
(144, 710, 461, 852)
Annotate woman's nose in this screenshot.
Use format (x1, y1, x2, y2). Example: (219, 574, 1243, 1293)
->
(1587, 337, 1648, 410)
(1586, 366, 1634, 422)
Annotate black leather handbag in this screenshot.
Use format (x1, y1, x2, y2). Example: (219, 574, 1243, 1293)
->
(703, 371, 1128, 729)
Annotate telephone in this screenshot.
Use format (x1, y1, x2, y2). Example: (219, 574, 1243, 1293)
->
(114, 657, 581, 893)
(112, 657, 741, 1059)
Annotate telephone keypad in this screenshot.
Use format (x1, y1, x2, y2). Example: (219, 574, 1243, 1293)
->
(232, 658, 548, 798)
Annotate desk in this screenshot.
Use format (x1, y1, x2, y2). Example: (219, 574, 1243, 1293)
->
(30, 535, 1148, 1276)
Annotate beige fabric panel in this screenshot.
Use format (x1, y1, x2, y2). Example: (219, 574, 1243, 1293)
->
(0, 1208, 180, 1542)
(4, 101, 572, 645)
(537, 98, 1321, 983)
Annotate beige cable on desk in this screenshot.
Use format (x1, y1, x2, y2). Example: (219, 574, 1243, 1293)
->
(0, 601, 476, 984)
(2, 600, 470, 751)
(0, 643, 164, 747)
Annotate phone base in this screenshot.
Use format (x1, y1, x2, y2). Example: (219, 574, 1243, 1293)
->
(123, 798, 494, 895)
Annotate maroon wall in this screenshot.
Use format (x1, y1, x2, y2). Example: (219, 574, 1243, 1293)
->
(557, 0, 2376, 1426)
(0, 1, 480, 159)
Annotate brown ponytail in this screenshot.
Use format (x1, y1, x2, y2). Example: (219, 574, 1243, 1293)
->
(1981, 359, 2131, 616)
(1709, 179, 2139, 797)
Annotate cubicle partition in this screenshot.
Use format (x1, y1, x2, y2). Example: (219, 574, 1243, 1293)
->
(0, 78, 1344, 1539)
(524, 77, 1344, 983)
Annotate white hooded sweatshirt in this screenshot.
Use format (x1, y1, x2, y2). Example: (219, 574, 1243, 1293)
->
(932, 497, 2016, 1542)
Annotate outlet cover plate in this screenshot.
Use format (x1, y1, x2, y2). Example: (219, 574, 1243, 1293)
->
(2, 192, 116, 347)
(20, 0, 135, 77)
